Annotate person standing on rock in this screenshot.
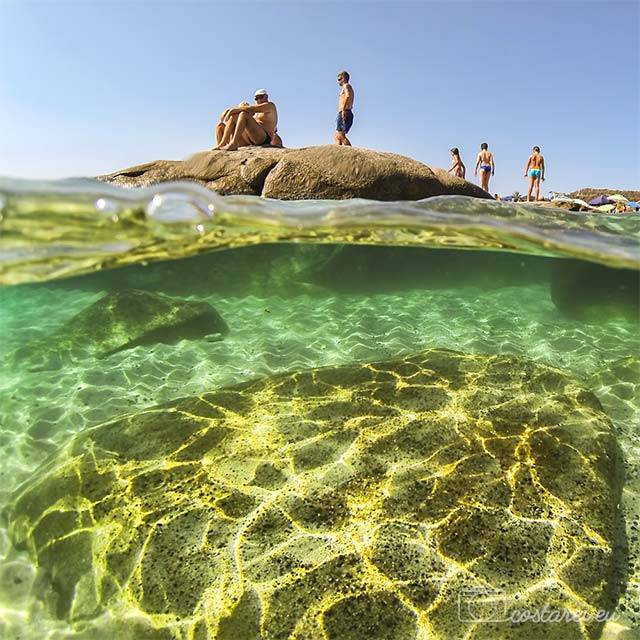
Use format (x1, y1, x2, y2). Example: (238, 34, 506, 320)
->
(448, 147, 466, 179)
(335, 71, 354, 146)
(474, 142, 495, 192)
(214, 89, 278, 151)
(524, 146, 545, 201)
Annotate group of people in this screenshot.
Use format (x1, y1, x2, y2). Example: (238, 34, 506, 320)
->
(448, 144, 546, 202)
(212, 70, 546, 202)
(213, 70, 354, 151)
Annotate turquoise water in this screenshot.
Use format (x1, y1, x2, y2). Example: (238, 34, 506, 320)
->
(0, 180, 638, 639)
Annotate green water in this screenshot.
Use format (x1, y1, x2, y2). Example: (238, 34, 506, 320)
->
(0, 183, 639, 639)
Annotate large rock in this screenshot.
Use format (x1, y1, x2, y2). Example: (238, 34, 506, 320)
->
(7, 348, 624, 639)
(102, 148, 286, 196)
(99, 145, 492, 201)
(260, 146, 488, 200)
(12, 289, 228, 370)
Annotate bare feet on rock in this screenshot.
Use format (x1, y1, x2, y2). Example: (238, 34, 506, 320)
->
(212, 144, 239, 151)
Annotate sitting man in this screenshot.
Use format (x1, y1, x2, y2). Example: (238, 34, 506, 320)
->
(214, 89, 279, 151)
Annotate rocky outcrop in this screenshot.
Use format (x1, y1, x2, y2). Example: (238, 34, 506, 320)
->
(99, 145, 492, 201)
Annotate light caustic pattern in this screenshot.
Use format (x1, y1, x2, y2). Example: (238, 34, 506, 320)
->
(8, 349, 624, 640)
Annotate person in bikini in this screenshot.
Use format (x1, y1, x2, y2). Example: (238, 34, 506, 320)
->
(335, 70, 354, 145)
(474, 142, 495, 192)
(524, 146, 545, 201)
(214, 89, 278, 151)
(448, 147, 466, 179)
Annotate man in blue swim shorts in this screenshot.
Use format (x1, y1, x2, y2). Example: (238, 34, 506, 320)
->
(474, 142, 495, 193)
(335, 70, 355, 146)
(524, 146, 546, 201)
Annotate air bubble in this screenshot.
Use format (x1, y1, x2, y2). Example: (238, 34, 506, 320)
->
(95, 197, 120, 223)
(146, 192, 212, 223)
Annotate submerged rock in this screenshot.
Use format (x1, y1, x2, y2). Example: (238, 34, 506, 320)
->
(99, 145, 492, 201)
(306, 245, 552, 292)
(551, 260, 640, 322)
(13, 289, 228, 370)
(7, 348, 624, 639)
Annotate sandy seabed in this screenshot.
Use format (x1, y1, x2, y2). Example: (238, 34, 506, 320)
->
(0, 277, 638, 638)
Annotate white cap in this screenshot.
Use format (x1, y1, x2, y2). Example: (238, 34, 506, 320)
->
(254, 89, 268, 97)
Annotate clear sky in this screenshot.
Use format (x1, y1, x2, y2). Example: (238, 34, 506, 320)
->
(1, 0, 638, 196)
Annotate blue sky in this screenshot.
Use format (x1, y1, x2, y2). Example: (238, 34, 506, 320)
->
(1, 0, 638, 196)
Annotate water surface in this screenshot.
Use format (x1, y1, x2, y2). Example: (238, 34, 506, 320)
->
(0, 179, 638, 639)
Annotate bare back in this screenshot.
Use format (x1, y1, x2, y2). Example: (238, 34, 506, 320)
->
(478, 150, 493, 165)
(529, 152, 544, 169)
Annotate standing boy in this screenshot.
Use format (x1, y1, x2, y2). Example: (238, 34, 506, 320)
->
(474, 142, 495, 192)
(524, 146, 545, 201)
(335, 71, 355, 146)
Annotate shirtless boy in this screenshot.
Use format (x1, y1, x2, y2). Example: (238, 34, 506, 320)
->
(214, 89, 278, 151)
(474, 143, 495, 192)
(335, 71, 354, 146)
(448, 147, 466, 179)
(524, 146, 545, 201)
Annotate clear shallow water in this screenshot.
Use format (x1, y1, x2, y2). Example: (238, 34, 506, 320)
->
(1, 177, 639, 286)
(0, 179, 638, 639)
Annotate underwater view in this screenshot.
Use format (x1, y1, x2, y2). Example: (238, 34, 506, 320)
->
(0, 180, 638, 639)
